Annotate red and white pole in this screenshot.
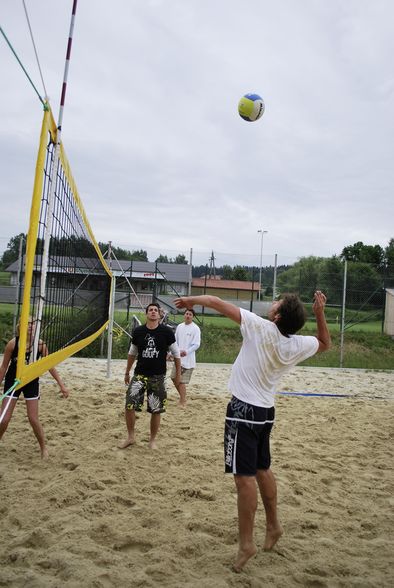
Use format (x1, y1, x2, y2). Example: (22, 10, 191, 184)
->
(58, 0, 78, 134)
(33, 0, 79, 360)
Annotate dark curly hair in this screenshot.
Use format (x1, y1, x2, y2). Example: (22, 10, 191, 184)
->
(145, 303, 160, 313)
(276, 293, 307, 336)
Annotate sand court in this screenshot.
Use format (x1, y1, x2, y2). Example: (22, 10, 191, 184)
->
(0, 358, 393, 587)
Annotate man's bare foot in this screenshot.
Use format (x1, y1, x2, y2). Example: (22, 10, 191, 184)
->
(118, 438, 135, 449)
(41, 447, 49, 459)
(178, 401, 186, 409)
(232, 543, 257, 572)
(263, 526, 283, 550)
(148, 439, 158, 450)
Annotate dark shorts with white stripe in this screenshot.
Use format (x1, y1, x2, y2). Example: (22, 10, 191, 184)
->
(224, 396, 275, 476)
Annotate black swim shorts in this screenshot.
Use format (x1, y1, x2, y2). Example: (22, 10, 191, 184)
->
(3, 380, 40, 400)
(224, 396, 275, 475)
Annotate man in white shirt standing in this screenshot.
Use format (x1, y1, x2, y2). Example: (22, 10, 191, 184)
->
(171, 309, 201, 407)
(174, 291, 330, 572)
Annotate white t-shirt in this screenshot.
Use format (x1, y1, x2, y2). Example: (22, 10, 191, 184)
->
(175, 321, 201, 369)
(228, 309, 319, 408)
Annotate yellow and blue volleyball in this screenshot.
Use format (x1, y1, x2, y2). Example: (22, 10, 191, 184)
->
(238, 93, 265, 122)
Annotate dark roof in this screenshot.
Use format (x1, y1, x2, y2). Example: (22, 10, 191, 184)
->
(6, 255, 108, 275)
(6, 257, 191, 282)
(110, 260, 190, 281)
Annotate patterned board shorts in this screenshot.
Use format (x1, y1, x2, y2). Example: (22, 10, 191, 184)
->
(224, 396, 275, 476)
(125, 374, 167, 414)
(170, 365, 194, 384)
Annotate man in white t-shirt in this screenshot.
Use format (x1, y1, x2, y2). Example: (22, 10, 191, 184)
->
(174, 291, 330, 572)
(170, 309, 201, 407)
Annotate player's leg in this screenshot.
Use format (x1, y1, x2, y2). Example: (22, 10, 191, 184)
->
(0, 396, 19, 439)
(256, 468, 283, 549)
(171, 364, 186, 406)
(255, 414, 282, 549)
(224, 397, 259, 571)
(233, 474, 258, 572)
(119, 408, 136, 448)
(147, 375, 166, 449)
(119, 376, 145, 448)
(177, 382, 187, 407)
(177, 368, 193, 407)
(26, 398, 47, 458)
(149, 413, 160, 449)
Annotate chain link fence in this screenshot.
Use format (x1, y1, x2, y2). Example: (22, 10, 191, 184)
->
(2, 246, 393, 367)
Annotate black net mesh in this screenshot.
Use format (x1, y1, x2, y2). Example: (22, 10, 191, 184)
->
(27, 133, 111, 353)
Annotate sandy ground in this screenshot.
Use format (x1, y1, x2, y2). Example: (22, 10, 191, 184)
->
(0, 358, 393, 587)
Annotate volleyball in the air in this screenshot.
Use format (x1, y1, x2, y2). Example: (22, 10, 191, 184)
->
(238, 93, 265, 122)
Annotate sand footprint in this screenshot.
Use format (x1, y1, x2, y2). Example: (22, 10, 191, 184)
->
(113, 538, 152, 553)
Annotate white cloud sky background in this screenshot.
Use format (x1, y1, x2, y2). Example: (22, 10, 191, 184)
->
(1, 0, 393, 267)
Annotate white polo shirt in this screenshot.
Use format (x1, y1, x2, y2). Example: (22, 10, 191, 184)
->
(175, 321, 201, 369)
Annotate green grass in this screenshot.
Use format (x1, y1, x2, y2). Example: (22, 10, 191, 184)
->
(300, 331, 394, 369)
(0, 307, 14, 347)
(108, 314, 393, 369)
(193, 325, 393, 369)
(303, 320, 383, 333)
(0, 272, 10, 286)
(0, 303, 15, 313)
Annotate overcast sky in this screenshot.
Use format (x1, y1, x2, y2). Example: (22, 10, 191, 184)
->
(1, 0, 393, 268)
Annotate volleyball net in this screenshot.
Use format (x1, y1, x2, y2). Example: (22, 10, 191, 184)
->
(14, 106, 112, 390)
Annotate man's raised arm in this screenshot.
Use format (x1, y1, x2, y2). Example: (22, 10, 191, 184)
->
(312, 291, 331, 353)
(174, 295, 241, 325)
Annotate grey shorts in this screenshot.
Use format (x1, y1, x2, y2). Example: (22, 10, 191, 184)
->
(170, 365, 194, 384)
(125, 374, 167, 414)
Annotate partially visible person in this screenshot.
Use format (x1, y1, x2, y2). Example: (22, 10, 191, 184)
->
(170, 309, 201, 407)
(0, 317, 69, 459)
(174, 291, 330, 572)
(120, 303, 181, 450)
(159, 307, 168, 325)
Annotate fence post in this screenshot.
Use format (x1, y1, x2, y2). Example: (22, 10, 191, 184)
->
(272, 253, 278, 301)
(188, 248, 193, 295)
(201, 264, 208, 323)
(12, 235, 24, 335)
(339, 260, 347, 368)
(152, 261, 158, 304)
(381, 267, 387, 334)
(250, 267, 255, 312)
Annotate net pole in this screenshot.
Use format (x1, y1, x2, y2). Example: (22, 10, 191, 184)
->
(339, 259, 347, 368)
(33, 0, 79, 359)
(106, 242, 115, 378)
(57, 0, 78, 134)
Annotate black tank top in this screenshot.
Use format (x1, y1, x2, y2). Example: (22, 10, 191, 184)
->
(4, 336, 41, 392)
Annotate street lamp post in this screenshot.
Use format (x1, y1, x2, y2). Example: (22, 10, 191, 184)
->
(257, 229, 268, 301)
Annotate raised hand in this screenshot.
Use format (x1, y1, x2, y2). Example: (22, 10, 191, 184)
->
(312, 290, 327, 313)
(174, 297, 190, 310)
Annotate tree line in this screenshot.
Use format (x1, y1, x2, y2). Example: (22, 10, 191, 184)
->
(0, 235, 188, 270)
(1, 233, 393, 307)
